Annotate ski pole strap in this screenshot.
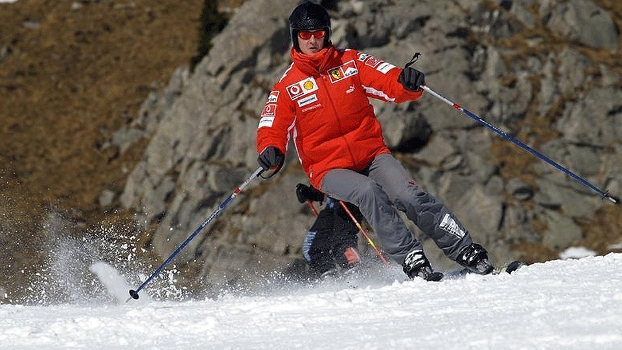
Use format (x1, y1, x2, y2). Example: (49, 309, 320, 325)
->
(422, 85, 617, 204)
(405, 52, 421, 69)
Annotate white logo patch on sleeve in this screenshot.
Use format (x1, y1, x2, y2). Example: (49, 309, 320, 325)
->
(261, 103, 277, 117)
(377, 62, 395, 74)
(267, 91, 279, 103)
(258, 116, 274, 128)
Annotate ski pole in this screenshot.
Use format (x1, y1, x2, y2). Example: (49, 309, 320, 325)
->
(338, 201, 389, 265)
(128, 167, 264, 301)
(421, 85, 617, 204)
(307, 200, 319, 216)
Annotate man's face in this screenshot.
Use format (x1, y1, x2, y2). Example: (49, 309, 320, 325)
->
(298, 29, 326, 54)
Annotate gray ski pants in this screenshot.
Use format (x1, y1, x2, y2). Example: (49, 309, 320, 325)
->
(321, 153, 473, 265)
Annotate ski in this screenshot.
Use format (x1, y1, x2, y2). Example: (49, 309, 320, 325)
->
(422, 271, 444, 282)
(440, 260, 526, 281)
(505, 260, 525, 274)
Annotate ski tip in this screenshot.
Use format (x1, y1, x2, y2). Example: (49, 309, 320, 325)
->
(428, 271, 444, 282)
(505, 260, 525, 274)
(128, 289, 140, 300)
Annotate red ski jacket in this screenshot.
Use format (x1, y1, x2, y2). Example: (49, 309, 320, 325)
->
(256, 45, 423, 189)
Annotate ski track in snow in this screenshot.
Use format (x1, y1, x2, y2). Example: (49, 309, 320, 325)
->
(1, 254, 622, 349)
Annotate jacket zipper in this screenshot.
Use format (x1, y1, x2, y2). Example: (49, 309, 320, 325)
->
(318, 73, 359, 169)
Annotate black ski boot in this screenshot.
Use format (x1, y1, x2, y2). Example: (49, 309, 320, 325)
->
(403, 250, 443, 281)
(455, 243, 494, 275)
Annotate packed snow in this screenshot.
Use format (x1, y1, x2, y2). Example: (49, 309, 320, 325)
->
(1, 252, 621, 349)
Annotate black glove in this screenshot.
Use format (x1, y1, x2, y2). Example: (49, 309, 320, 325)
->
(295, 183, 325, 203)
(398, 67, 425, 92)
(257, 146, 285, 177)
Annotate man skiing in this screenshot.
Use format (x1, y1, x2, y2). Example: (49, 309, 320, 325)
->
(256, 1, 493, 280)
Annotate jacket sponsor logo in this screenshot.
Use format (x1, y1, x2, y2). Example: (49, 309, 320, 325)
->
(287, 77, 318, 100)
(364, 55, 381, 68)
(258, 116, 274, 128)
(329, 68, 342, 81)
(261, 103, 277, 117)
(267, 91, 279, 103)
(303, 80, 315, 90)
(439, 213, 465, 238)
(377, 62, 395, 74)
(328, 60, 358, 83)
(297, 94, 318, 107)
(302, 104, 322, 113)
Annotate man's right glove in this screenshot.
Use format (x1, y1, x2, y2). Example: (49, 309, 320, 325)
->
(257, 146, 285, 178)
(295, 183, 325, 203)
(398, 67, 425, 92)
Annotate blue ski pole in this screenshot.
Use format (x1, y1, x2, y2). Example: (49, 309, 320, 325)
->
(421, 85, 617, 204)
(128, 167, 264, 301)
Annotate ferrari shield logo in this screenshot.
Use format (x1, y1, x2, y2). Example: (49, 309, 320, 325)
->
(330, 69, 342, 81)
(328, 60, 358, 83)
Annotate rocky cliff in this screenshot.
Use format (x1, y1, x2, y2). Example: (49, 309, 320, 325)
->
(115, 0, 622, 291)
(2, 0, 622, 301)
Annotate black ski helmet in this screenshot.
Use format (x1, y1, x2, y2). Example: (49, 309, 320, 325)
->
(288, 1, 332, 52)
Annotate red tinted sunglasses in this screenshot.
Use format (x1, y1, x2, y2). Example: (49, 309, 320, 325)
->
(298, 30, 326, 40)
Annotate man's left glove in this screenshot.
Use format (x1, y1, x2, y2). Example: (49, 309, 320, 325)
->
(296, 183, 325, 203)
(257, 146, 285, 178)
(398, 67, 425, 92)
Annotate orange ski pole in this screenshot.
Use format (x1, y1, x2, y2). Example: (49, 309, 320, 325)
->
(339, 201, 389, 265)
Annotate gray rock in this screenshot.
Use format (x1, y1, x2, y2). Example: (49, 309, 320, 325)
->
(413, 133, 456, 166)
(555, 87, 622, 146)
(557, 48, 590, 95)
(507, 178, 534, 201)
(545, 0, 618, 52)
(510, 0, 537, 28)
(98, 190, 116, 207)
(541, 210, 582, 250)
(446, 178, 504, 242)
(536, 177, 599, 219)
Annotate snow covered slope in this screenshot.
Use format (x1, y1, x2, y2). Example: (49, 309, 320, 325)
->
(1, 254, 621, 349)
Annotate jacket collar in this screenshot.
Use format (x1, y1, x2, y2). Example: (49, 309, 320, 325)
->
(290, 45, 339, 77)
